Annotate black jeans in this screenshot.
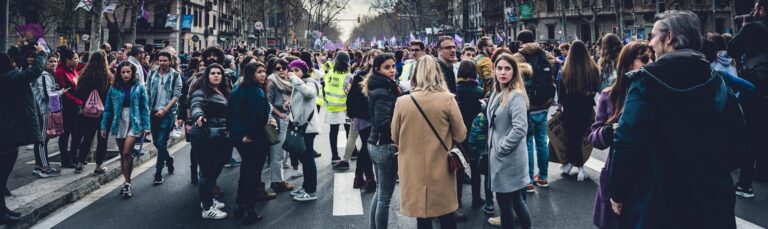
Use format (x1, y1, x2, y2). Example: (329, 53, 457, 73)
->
(192, 136, 229, 209)
(0, 148, 19, 215)
(354, 127, 373, 177)
(75, 116, 108, 165)
(235, 141, 269, 206)
(496, 189, 532, 229)
(58, 101, 81, 165)
(416, 213, 456, 229)
(300, 134, 318, 193)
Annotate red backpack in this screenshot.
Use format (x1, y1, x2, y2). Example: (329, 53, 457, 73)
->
(82, 90, 104, 118)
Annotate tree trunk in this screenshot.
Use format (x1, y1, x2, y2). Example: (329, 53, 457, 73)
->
(590, 18, 596, 42)
(89, 0, 104, 52)
(730, 0, 737, 33)
(130, 0, 137, 44)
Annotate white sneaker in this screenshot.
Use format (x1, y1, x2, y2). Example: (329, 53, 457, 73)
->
(201, 207, 228, 219)
(200, 199, 226, 209)
(561, 163, 573, 174)
(292, 190, 318, 201)
(577, 167, 586, 181)
(290, 188, 305, 196)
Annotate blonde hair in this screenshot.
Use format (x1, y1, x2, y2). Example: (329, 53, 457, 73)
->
(411, 56, 448, 93)
(493, 54, 529, 108)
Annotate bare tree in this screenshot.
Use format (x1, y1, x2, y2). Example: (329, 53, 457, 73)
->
(575, 0, 607, 42)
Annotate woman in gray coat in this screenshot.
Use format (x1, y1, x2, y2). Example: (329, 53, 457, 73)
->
(486, 54, 531, 229)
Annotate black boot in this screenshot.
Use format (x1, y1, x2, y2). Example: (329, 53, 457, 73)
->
(242, 209, 263, 225)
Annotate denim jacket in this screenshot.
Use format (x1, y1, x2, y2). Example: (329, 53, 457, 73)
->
(100, 82, 151, 136)
(146, 68, 182, 115)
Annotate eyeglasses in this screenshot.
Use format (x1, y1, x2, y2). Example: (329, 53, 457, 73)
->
(275, 67, 286, 71)
(637, 55, 651, 64)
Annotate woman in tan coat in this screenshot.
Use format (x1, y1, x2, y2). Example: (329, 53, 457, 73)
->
(391, 56, 467, 229)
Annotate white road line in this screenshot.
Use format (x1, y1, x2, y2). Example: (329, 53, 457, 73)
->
(30, 142, 189, 229)
(332, 172, 364, 216)
(584, 156, 765, 229)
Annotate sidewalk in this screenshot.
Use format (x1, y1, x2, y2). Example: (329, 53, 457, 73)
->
(2, 135, 185, 229)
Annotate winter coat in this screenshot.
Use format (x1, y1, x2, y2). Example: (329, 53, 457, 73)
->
(54, 64, 81, 106)
(100, 82, 151, 136)
(512, 43, 557, 111)
(391, 90, 467, 217)
(0, 51, 46, 149)
(228, 84, 271, 145)
(486, 90, 529, 193)
(367, 72, 400, 145)
(289, 75, 320, 134)
(437, 58, 458, 94)
(31, 71, 60, 115)
(589, 89, 620, 229)
(346, 70, 370, 120)
(608, 49, 747, 229)
(456, 79, 483, 130)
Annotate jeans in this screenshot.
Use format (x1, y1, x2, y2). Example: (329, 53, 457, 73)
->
(496, 189, 532, 229)
(151, 115, 174, 173)
(235, 141, 269, 206)
(368, 143, 398, 229)
(527, 111, 549, 181)
(416, 213, 456, 229)
(0, 147, 19, 215)
(192, 137, 229, 209)
(264, 118, 288, 183)
(299, 134, 318, 193)
(75, 116, 108, 165)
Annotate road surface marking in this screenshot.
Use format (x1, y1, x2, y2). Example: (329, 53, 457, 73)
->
(332, 172, 364, 216)
(31, 142, 189, 229)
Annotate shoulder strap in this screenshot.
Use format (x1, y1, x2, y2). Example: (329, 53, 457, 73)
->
(409, 94, 449, 152)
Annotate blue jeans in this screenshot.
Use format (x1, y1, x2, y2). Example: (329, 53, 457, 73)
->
(368, 143, 397, 229)
(527, 111, 549, 182)
(151, 115, 174, 173)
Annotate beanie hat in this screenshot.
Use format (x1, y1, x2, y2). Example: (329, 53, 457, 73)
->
(517, 30, 535, 44)
(288, 59, 309, 75)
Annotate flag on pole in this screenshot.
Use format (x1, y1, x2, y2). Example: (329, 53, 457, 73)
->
(139, 0, 149, 20)
(409, 32, 416, 42)
(390, 36, 397, 47)
(496, 32, 503, 43)
(74, 0, 94, 11)
(454, 34, 464, 47)
(469, 39, 476, 47)
(501, 31, 507, 43)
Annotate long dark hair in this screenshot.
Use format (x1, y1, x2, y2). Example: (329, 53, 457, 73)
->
(598, 33, 622, 71)
(56, 45, 76, 69)
(191, 63, 232, 100)
(185, 58, 202, 77)
(562, 41, 600, 95)
(115, 61, 138, 86)
(361, 53, 396, 96)
(333, 51, 350, 74)
(607, 41, 651, 124)
(79, 51, 112, 93)
(240, 61, 268, 93)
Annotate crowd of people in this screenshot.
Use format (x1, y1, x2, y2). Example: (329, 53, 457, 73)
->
(1, 4, 767, 228)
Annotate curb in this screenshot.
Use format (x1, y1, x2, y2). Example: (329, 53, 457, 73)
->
(1, 138, 184, 229)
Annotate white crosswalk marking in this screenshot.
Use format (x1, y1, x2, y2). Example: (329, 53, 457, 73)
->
(332, 172, 364, 216)
(584, 157, 765, 229)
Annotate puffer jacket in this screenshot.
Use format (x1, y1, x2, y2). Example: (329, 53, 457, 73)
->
(31, 71, 59, 115)
(346, 70, 370, 120)
(0, 51, 47, 149)
(367, 72, 400, 145)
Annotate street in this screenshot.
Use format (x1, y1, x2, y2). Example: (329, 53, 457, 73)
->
(28, 110, 768, 229)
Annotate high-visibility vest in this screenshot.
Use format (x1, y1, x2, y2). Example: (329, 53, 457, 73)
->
(323, 70, 347, 112)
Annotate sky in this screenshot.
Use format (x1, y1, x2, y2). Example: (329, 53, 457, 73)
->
(337, 0, 373, 42)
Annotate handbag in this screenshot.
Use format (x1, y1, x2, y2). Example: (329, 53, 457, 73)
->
(82, 89, 104, 118)
(263, 123, 280, 145)
(282, 111, 314, 154)
(409, 95, 471, 178)
(46, 111, 64, 138)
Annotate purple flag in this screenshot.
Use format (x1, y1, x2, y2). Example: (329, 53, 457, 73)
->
(410, 32, 416, 41)
(454, 34, 464, 47)
(469, 39, 476, 47)
(496, 32, 503, 43)
(140, 0, 149, 20)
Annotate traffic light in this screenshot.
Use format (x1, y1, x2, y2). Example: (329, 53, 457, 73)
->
(357, 16, 361, 23)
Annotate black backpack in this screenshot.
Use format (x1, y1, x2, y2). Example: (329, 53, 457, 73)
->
(523, 52, 556, 109)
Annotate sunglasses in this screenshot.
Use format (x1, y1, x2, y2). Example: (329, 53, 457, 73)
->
(637, 55, 651, 64)
(275, 67, 286, 71)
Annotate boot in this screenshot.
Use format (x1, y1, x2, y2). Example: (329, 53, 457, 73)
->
(234, 204, 247, 220)
(190, 165, 198, 184)
(255, 186, 277, 201)
(242, 209, 263, 225)
(364, 174, 377, 193)
(271, 181, 294, 193)
(353, 173, 365, 189)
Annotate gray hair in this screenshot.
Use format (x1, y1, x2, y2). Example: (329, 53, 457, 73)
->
(654, 10, 703, 51)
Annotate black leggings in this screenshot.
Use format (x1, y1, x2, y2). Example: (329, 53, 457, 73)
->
(496, 189, 532, 229)
(328, 124, 351, 160)
(416, 213, 456, 229)
(75, 117, 108, 165)
(235, 142, 269, 206)
(354, 127, 373, 177)
(0, 148, 19, 215)
(58, 101, 81, 165)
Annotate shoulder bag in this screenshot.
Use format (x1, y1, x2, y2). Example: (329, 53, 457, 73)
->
(409, 94, 471, 178)
(282, 111, 314, 154)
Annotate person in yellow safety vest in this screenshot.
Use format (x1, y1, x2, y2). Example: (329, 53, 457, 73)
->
(398, 40, 427, 93)
(323, 52, 350, 163)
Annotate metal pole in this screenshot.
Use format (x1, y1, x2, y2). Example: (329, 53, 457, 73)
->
(0, 0, 8, 51)
(503, 0, 508, 46)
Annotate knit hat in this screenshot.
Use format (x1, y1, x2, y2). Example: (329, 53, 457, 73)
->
(288, 59, 309, 75)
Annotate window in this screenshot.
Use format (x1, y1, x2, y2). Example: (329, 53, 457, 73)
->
(563, 0, 571, 9)
(547, 24, 556, 40)
(582, 0, 591, 8)
(547, 0, 555, 12)
(602, 0, 611, 7)
(624, 0, 633, 8)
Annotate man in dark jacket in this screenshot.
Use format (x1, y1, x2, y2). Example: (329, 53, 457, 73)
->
(608, 10, 748, 228)
(0, 44, 46, 224)
(728, 0, 768, 196)
(437, 36, 458, 94)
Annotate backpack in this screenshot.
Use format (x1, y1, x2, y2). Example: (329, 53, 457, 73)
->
(82, 89, 104, 118)
(523, 52, 556, 109)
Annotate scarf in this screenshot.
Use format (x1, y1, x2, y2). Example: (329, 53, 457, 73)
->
(268, 73, 293, 97)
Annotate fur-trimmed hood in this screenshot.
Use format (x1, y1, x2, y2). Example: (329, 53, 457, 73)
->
(512, 43, 556, 66)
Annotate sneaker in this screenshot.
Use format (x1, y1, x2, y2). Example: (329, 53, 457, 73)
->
(224, 161, 241, 168)
(487, 216, 501, 226)
(290, 188, 305, 196)
(292, 190, 318, 201)
(121, 183, 133, 199)
(482, 206, 495, 215)
(333, 161, 350, 171)
(32, 166, 44, 175)
(144, 136, 152, 143)
(526, 184, 535, 193)
(351, 150, 359, 160)
(577, 167, 586, 181)
(534, 175, 549, 188)
(93, 167, 108, 175)
(561, 163, 573, 174)
(735, 186, 755, 198)
(331, 156, 341, 163)
(201, 207, 228, 219)
(289, 168, 304, 178)
(200, 199, 226, 209)
(283, 162, 290, 169)
(154, 173, 164, 185)
(37, 168, 61, 178)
